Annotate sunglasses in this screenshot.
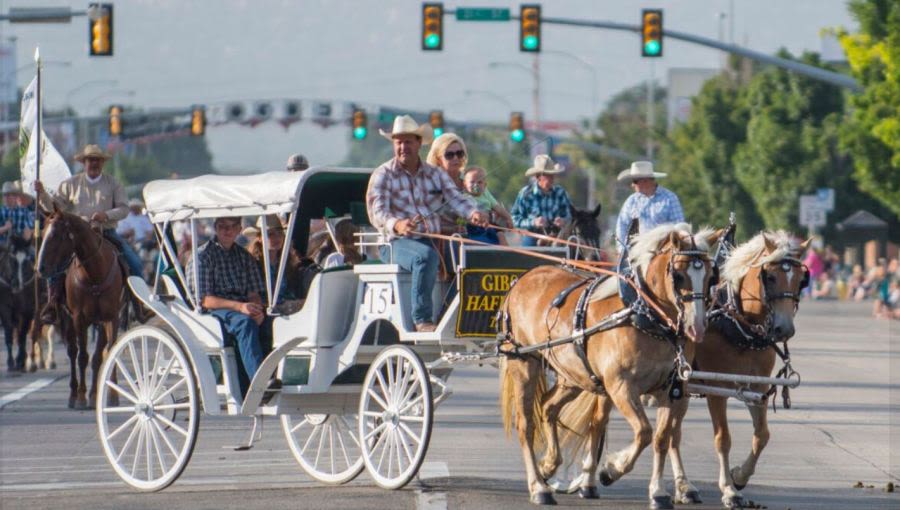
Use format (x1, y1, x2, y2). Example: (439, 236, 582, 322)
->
(443, 150, 466, 160)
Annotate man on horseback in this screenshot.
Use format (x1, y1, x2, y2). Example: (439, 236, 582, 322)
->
(615, 161, 685, 249)
(366, 115, 488, 332)
(1, 181, 34, 243)
(34, 144, 144, 323)
(510, 155, 572, 247)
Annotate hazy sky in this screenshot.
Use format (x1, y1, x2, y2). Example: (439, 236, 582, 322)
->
(5, 0, 856, 173)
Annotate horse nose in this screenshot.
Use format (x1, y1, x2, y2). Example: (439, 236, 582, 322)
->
(773, 322, 795, 339)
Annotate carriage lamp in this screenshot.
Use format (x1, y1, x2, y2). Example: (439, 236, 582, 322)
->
(641, 9, 663, 57)
(422, 3, 443, 51)
(519, 5, 541, 52)
(88, 3, 113, 56)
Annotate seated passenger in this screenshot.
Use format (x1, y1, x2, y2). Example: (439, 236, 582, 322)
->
(367, 114, 487, 332)
(462, 166, 512, 246)
(248, 214, 306, 315)
(323, 219, 364, 268)
(186, 216, 279, 395)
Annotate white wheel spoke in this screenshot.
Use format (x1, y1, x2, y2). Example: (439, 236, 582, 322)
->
(393, 359, 411, 408)
(397, 393, 423, 416)
(366, 388, 390, 412)
(314, 424, 326, 468)
(128, 342, 145, 398)
(106, 414, 139, 441)
(393, 428, 404, 474)
(376, 426, 390, 474)
(115, 420, 142, 463)
(149, 356, 178, 402)
(130, 422, 146, 477)
(335, 424, 352, 468)
(398, 421, 422, 446)
(362, 411, 382, 418)
(300, 422, 321, 455)
(385, 358, 395, 404)
(339, 416, 362, 449)
(290, 417, 310, 435)
(395, 422, 416, 463)
(148, 418, 168, 475)
(398, 415, 425, 423)
(374, 369, 390, 408)
(106, 380, 140, 405)
(103, 406, 139, 414)
(396, 370, 419, 410)
(152, 402, 191, 411)
(384, 429, 394, 477)
(364, 421, 387, 442)
(151, 375, 187, 405)
(145, 416, 153, 480)
(148, 338, 163, 396)
(329, 424, 336, 474)
(151, 418, 179, 457)
(155, 413, 188, 437)
(114, 358, 142, 400)
(141, 335, 150, 397)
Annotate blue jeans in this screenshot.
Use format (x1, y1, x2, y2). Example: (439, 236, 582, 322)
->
(521, 233, 538, 247)
(210, 309, 272, 387)
(104, 229, 145, 278)
(380, 238, 438, 324)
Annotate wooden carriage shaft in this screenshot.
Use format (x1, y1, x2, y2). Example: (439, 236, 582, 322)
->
(689, 369, 800, 388)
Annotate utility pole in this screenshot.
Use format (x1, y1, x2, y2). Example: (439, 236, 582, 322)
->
(646, 61, 655, 159)
(532, 54, 540, 134)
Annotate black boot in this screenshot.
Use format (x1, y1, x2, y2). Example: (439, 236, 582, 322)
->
(40, 279, 63, 324)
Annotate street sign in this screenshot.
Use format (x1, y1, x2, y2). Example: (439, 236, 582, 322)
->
(799, 195, 827, 228)
(456, 8, 510, 21)
(816, 187, 835, 211)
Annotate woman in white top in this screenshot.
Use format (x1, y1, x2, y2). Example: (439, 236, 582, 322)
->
(323, 219, 363, 269)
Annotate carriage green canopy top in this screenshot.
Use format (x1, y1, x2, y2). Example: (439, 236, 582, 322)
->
(142, 168, 372, 224)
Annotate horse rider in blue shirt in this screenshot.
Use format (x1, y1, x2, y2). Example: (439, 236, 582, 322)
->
(615, 161, 685, 249)
(510, 155, 573, 247)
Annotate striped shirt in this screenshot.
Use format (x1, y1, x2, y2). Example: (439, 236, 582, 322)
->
(0, 206, 35, 241)
(510, 183, 572, 230)
(367, 158, 476, 240)
(186, 237, 264, 303)
(615, 185, 685, 246)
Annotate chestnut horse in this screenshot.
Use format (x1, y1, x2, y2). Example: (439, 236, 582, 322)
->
(499, 224, 720, 506)
(37, 207, 126, 409)
(670, 231, 809, 509)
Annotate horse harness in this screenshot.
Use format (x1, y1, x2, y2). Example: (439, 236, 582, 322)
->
(64, 230, 126, 299)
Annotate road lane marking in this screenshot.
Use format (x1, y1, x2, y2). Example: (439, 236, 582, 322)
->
(417, 461, 449, 510)
(0, 377, 59, 410)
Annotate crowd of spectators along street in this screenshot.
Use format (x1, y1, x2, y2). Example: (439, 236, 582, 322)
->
(802, 244, 900, 320)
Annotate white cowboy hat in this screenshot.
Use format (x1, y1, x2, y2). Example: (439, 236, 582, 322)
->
(1, 181, 17, 194)
(524, 154, 564, 177)
(74, 144, 112, 162)
(127, 198, 144, 208)
(617, 161, 667, 183)
(379, 115, 433, 145)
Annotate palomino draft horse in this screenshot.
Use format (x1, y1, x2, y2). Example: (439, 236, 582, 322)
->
(0, 235, 34, 370)
(676, 230, 809, 509)
(499, 224, 720, 506)
(37, 206, 127, 409)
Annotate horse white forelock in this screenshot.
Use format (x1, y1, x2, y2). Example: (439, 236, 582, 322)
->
(628, 223, 714, 277)
(721, 230, 795, 288)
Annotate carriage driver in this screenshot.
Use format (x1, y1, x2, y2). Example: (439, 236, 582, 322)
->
(35, 144, 145, 324)
(367, 115, 488, 332)
(614, 161, 685, 249)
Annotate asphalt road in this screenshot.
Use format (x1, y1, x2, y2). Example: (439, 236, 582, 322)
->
(0, 300, 897, 510)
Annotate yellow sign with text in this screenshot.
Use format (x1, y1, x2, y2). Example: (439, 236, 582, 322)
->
(455, 269, 526, 337)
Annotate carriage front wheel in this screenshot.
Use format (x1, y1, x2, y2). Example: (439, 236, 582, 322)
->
(358, 345, 433, 489)
(282, 413, 365, 484)
(96, 325, 199, 491)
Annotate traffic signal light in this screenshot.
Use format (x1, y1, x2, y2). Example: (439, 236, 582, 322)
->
(352, 109, 367, 140)
(641, 9, 663, 57)
(509, 112, 525, 143)
(108, 105, 122, 136)
(422, 3, 443, 51)
(520, 5, 541, 52)
(429, 110, 444, 137)
(88, 3, 113, 56)
(190, 106, 206, 136)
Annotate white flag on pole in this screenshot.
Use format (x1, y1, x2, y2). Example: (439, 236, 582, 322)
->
(19, 76, 71, 197)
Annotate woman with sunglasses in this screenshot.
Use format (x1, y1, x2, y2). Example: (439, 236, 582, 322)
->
(426, 133, 470, 237)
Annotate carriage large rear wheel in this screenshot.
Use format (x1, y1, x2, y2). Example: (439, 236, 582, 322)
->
(96, 326, 199, 491)
(282, 413, 365, 484)
(358, 345, 433, 489)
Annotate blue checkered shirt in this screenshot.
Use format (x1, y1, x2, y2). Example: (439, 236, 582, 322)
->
(510, 183, 572, 230)
(186, 237, 264, 304)
(616, 186, 685, 247)
(0, 206, 35, 242)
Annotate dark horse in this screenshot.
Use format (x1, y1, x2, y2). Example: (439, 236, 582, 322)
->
(37, 206, 126, 409)
(0, 235, 34, 371)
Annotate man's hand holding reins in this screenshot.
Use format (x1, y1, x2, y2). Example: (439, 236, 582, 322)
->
(469, 210, 489, 227)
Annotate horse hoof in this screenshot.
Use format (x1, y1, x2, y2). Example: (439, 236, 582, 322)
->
(730, 468, 747, 491)
(649, 495, 674, 510)
(721, 495, 744, 509)
(75, 400, 88, 410)
(599, 469, 615, 486)
(49, 361, 57, 370)
(578, 486, 599, 499)
(530, 492, 557, 505)
(676, 490, 702, 504)
(28, 365, 37, 373)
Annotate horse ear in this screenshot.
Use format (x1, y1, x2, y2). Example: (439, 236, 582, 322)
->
(666, 231, 681, 248)
(592, 203, 602, 218)
(569, 204, 577, 217)
(799, 237, 813, 251)
(705, 228, 725, 246)
(763, 235, 778, 253)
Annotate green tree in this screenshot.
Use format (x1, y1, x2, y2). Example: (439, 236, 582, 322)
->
(839, 0, 900, 216)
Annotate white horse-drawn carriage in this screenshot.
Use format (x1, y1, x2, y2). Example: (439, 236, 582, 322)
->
(95, 167, 562, 491)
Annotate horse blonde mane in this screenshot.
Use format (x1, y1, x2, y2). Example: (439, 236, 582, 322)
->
(628, 223, 715, 276)
(722, 230, 797, 288)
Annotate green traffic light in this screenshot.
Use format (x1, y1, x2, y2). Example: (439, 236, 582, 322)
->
(510, 129, 525, 143)
(425, 34, 441, 49)
(353, 126, 367, 140)
(644, 40, 661, 56)
(522, 35, 539, 51)
(433, 127, 444, 137)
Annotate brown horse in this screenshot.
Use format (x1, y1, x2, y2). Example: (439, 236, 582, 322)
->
(670, 231, 809, 509)
(499, 224, 720, 506)
(37, 206, 126, 409)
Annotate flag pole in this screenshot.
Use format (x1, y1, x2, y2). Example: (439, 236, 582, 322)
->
(33, 47, 42, 323)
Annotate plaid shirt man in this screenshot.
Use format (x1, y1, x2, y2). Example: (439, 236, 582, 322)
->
(367, 158, 476, 239)
(0, 206, 34, 242)
(615, 185, 685, 246)
(510, 182, 572, 230)
(186, 237, 264, 304)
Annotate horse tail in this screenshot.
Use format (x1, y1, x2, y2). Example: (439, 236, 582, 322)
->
(555, 390, 598, 464)
(499, 356, 548, 445)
